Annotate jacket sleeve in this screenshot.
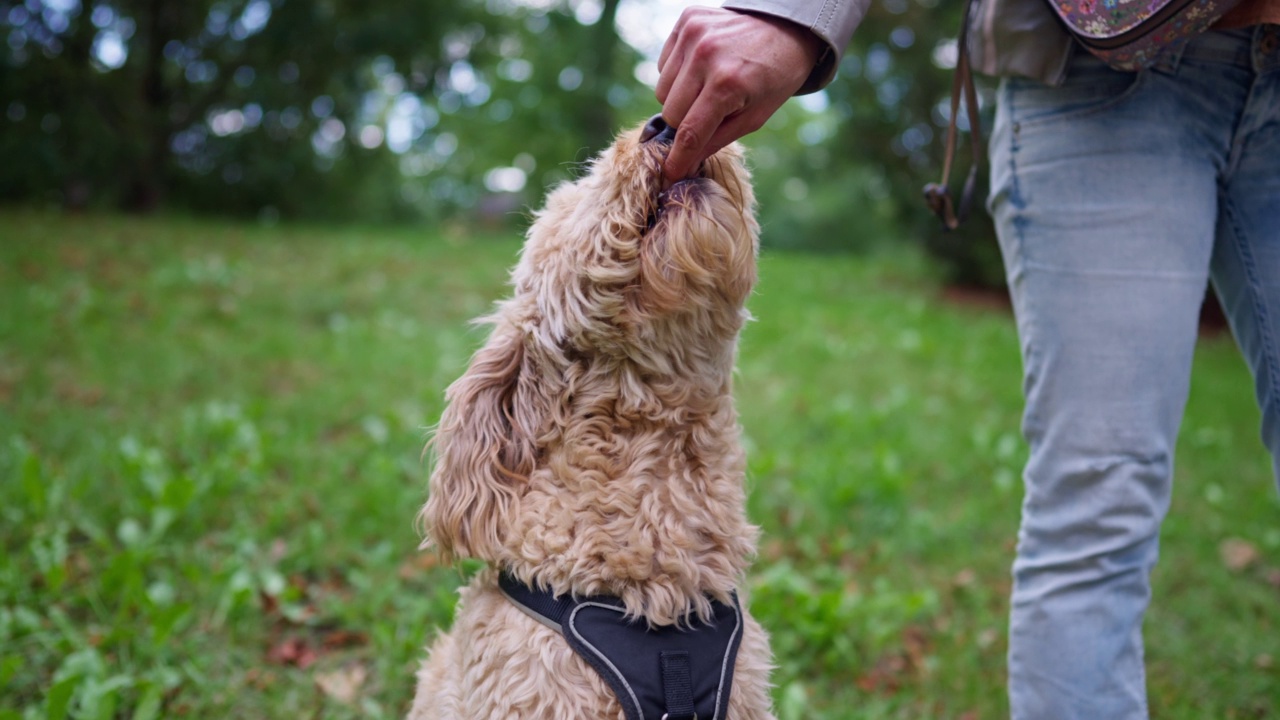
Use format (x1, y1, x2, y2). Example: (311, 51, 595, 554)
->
(720, 0, 871, 93)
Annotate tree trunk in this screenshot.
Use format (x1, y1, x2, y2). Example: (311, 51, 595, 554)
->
(61, 7, 97, 212)
(125, 0, 172, 213)
(581, 0, 621, 154)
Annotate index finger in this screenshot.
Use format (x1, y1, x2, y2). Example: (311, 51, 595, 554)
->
(663, 93, 726, 181)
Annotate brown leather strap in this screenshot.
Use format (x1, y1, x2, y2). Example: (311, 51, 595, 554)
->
(923, 0, 985, 231)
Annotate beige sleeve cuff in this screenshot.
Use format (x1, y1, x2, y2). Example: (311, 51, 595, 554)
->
(721, 0, 870, 93)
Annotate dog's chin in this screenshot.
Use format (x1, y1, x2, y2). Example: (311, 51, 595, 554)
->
(636, 178, 756, 316)
(644, 176, 709, 233)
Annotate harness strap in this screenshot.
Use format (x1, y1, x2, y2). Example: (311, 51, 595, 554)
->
(498, 571, 576, 628)
(660, 651, 696, 720)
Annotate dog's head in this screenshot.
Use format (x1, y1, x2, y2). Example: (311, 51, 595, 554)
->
(422, 116, 758, 562)
(515, 114, 758, 359)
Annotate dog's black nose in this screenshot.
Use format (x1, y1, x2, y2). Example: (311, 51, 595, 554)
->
(640, 114, 677, 144)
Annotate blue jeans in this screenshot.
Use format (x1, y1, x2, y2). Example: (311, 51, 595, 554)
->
(988, 26, 1280, 719)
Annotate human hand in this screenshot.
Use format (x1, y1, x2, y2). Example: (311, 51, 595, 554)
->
(656, 7, 825, 181)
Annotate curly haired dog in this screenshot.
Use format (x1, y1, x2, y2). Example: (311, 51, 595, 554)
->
(409, 115, 775, 720)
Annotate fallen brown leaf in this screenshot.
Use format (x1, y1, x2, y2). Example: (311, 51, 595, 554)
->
(977, 628, 999, 650)
(58, 245, 88, 270)
(854, 626, 935, 696)
(902, 625, 932, 672)
(398, 553, 440, 579)
(1219, 538, 1260, 572)
(266, 637, 318, 668)
(321, 629, 368, 650)
(55, 381, 104, 406)
(270, 538, 288, 562)
(315, 664, 368, 705)
(259, 590, 279, 615)
(855, 654, 907, 694)
(760, 539, 785, 563)
(244, 667, 278, 689)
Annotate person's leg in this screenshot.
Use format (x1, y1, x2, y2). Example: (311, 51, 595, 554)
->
(987, 34, 1253, 719)
(1211, 25, 1280, 481)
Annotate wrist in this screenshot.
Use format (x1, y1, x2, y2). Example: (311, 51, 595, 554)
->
(724, 8, 828, 93)
(730, 8, 826, 64)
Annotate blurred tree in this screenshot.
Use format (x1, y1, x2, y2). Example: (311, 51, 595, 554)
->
(0, 0, 1000, 287)
(0, 0, 646, 222)
(0, 0, 497, 215)
(425, 0, 648, 214)
(579, 0, 622, 151)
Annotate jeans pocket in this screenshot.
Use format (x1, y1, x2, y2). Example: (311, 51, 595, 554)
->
(1006, 51, 1148, 131)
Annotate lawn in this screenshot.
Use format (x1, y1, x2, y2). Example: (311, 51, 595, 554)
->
(1, 210, 1276, 719)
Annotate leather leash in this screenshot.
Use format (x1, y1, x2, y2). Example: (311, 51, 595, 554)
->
(923, 0, 985, 231)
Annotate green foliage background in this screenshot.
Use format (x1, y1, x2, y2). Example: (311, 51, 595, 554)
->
(4, 2, 1274, 717)
(1, 0, 996, 282)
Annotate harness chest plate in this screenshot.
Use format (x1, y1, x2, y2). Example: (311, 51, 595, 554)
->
(498, 572, 744, 720)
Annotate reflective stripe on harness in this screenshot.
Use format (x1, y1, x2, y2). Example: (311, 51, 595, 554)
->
(497, 571, 743, 720)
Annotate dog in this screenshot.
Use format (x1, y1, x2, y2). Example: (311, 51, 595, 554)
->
(409, 115, 775, 720)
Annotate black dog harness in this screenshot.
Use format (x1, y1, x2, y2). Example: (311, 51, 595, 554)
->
(498, 572, 744, 720)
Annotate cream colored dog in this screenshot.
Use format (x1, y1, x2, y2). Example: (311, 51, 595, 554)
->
(409, 116, 775, 719)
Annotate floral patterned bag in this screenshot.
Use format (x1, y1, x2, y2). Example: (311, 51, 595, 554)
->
(1049, 0, 1243, 70)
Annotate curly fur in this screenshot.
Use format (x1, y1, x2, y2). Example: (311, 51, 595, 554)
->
(410, 119, 775, 719)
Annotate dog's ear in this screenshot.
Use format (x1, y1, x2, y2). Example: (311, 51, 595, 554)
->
(420, 323, 542, 562)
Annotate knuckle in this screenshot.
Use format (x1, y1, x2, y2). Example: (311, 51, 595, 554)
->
(708, 74, 751, 111)
(714, 68, 749, 98)
(678, 8, 710, 38)
(699, 53, 749, 93)
(690, 38, 719, 64)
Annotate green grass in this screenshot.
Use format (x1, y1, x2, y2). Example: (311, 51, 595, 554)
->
(1, 210, 1276, 719)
